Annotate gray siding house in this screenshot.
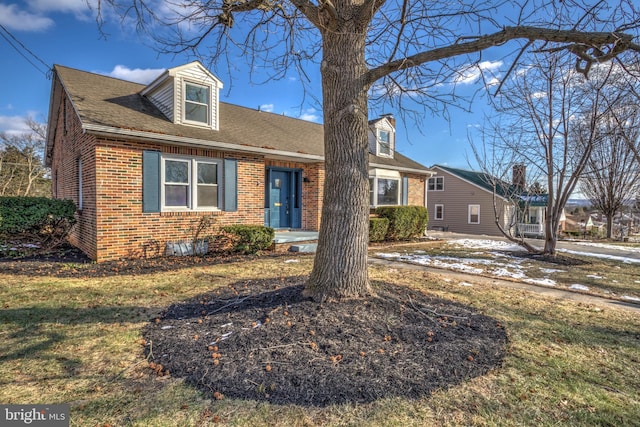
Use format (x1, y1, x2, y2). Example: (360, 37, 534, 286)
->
(426, 165, 546, 237)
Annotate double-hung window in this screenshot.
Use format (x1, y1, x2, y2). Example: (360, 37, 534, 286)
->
(378, 130, 391, 156)
(434, 204, 444, 220)
(184, 82, 210, 125)
(468, 204, 480, 224)
(162, 156, 220, 210)
(428, 176, 444, 191)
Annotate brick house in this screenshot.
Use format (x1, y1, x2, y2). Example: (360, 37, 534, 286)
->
(46, 62, 432, 262)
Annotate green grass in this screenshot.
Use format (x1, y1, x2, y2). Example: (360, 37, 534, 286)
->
(1, 255, 639, 426)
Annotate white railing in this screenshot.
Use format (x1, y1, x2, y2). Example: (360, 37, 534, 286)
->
(517, 223, 544, 236)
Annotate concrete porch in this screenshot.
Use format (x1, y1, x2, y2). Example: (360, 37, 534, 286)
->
(273, 230, 319, 253)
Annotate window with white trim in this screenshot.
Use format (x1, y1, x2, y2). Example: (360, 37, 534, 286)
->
(184, 82, 211, 125)
(369, 177, 400, 206)
(162, 155, 221, 210)
(378, 129, 391, 156)
(468, 204, 480, 224)
(434, 204, 444, 220)
(428, 176, 444, 191)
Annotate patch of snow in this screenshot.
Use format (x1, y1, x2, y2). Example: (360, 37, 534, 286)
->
(449, 239, 524, 252)
(491, 268, 527, 280)
(459, 282, 474, 287)
(524, 278, 557, 286)
(284, 259, 299, 263)
(161, 325, 174, 330)
(570, 284, 590, 291)
(540, 268, 565, 274)
(621, 295, 640, 302)
(586, 274, 603, 279)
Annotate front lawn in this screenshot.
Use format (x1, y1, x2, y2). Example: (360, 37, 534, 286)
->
(1, 254, 639, 426)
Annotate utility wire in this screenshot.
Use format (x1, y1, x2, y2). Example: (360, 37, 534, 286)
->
(0, 23, 50, 78)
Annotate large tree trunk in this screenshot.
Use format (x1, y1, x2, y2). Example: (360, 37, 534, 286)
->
(305, 27, 372, 300)
(606, 214, 613, 239)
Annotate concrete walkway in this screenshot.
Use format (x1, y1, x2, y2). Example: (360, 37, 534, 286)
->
(368, 257, 640, 314)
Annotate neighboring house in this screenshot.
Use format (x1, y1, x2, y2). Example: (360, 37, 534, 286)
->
(426, 164, 547, 237)
(45, 62, 432, 262)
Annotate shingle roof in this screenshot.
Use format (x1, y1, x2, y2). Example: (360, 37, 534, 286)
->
(52, 64, 431, 174)
(434, 164, 523, 199)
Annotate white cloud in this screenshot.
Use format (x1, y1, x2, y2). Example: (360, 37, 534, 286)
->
(531, 91, 547, 99)
(102, 65, 165, 84)
(298, 108, 320, 122)
(27, 0, 94, 14)
(0, 115, 34, 135)
(0, 3, 53, 31)
(454, 60, 503, 85)
(260, 104, 274, 113)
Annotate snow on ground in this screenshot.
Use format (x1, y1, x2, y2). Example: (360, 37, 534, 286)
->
(376, 237, 640, 297)
(448, 239, 524, 252)
(375, 252, 540, 284)
(570, 284, 590, 291)
(448, 237, 640, 264)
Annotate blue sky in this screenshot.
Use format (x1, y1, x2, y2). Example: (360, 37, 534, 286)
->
(0, 0, 507, 170)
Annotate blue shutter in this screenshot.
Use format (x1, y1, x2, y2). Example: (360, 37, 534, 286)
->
(224, 158, 238, 212)
(142, 150, 161, 213)
(402, 176, 409, 205)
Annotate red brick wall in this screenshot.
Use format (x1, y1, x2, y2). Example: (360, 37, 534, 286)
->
(92, 140, 266, 261)
(50, 92, 99, 259)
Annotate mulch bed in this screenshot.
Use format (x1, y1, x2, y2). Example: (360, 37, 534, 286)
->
(143, 277, 509, 407)
(0, 243, 269, 278)
(513, 252, 592, 266)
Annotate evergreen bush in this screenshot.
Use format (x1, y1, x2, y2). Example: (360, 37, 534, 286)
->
(375, 206, 429, 241)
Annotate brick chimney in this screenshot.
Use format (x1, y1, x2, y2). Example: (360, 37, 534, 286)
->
(512, 164, 526, 189)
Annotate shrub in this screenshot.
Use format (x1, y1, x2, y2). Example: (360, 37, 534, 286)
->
(375, 206, 429, 241)
(217, 225, 274, 254)
(0, 197, 77, 256)
(369, 217, 390, 242)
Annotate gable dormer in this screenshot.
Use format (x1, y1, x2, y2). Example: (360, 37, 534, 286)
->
(368, 114, 395, 158)
(140, 61, 223, 131)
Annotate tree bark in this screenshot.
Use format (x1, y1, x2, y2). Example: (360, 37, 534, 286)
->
(305, 26, 372, 300)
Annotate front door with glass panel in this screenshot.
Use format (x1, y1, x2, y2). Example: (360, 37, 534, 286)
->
(269, 170, 291, 228)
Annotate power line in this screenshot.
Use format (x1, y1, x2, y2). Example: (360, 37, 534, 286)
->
(0, 23, 50, 78)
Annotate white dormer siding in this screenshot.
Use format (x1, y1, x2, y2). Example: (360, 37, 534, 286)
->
(368, 116, 395, 158)
(147, 80, 175, 122)
(141, 61, 223, 131)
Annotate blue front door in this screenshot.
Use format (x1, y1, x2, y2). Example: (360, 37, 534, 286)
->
(269, 170, 291, 228)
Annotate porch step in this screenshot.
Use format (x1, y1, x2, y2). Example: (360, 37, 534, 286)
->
(289, 243, 318, 253)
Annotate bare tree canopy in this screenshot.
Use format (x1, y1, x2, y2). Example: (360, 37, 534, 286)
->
(96, 0, 640, 298)
(579, 72, 640, 238)
(0, 118, 50, 197)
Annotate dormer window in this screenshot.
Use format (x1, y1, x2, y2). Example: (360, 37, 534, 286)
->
(184, 82, 210, 125)
(378, 130, 391, 156)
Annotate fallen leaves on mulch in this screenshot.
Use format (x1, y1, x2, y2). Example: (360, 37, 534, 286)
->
(144, 277, 508, 407)
(0, 243, 272, 278)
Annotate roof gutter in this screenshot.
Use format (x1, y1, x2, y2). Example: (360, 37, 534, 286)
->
(370, 161, 435, 176)
(82, 124, 325, 162)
